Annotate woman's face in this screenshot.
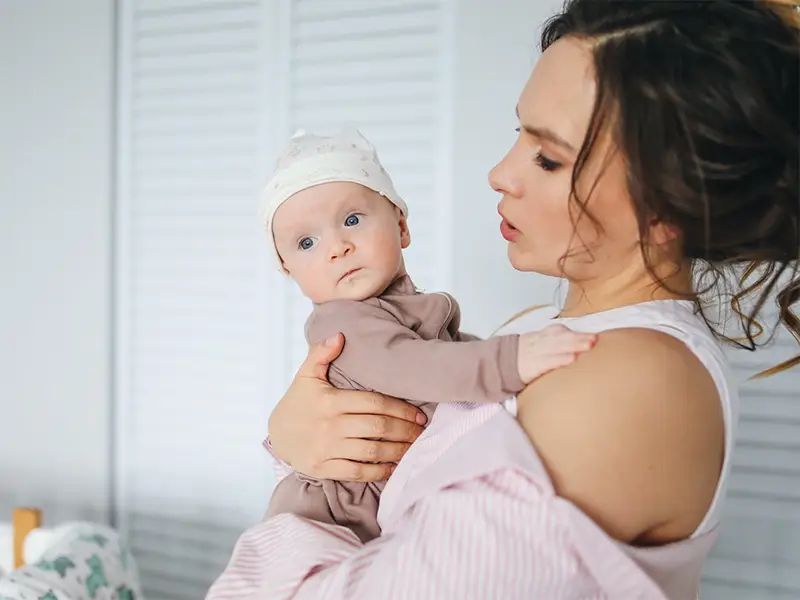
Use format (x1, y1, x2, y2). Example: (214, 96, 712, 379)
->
(489, 37, 643, 282)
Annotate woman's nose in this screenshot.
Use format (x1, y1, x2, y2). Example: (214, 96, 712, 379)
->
(488, 150, 522, 199)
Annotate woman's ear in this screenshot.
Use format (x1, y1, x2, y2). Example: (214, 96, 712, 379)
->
(649, 218, 680, 246)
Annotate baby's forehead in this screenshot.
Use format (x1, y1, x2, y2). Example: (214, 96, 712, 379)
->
(273, 182, 382, 230)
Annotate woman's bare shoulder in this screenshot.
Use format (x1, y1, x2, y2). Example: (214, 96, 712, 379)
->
(516, 327, 724, 543)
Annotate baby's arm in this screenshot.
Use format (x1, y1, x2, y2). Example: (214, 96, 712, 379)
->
(453, 330, 482, 342)
(307, 301, 593, 404)
(306, 300, 518, 403)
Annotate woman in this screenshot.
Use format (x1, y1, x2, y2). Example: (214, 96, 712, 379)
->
(208, 1, 799, 598)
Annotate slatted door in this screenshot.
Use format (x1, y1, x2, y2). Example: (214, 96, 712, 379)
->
(702, 307, 800, 600)
(280, 0, 451, 377)
(114, 1, 451, 597)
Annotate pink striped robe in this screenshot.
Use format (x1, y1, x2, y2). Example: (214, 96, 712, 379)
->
(206, 401, 717, 599)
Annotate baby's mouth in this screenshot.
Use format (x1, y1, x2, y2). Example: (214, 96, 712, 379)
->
(339, 268, 362, 282)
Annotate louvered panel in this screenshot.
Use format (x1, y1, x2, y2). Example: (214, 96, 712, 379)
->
(125, 514, 244, 600)
(137, 0, 258, 11)
(293, 79, 436, 106)
(135, 3, 257, 33)
(704, 517, 800, 598)
(132, 194, 256, 216)
(132, 111, 256, 134)
(293, 102, 436, 128)
(133, 90, 259, 113)
(282, 0, 448, 378)
(117, 1, 275, 599)
(134, 154, 253, 177)
(135, 72, 257, 99)
(293, 32, 438, 63)
(294, 9, 438, 40)
(293, 0, 440, 19)
(728, 469, 800, 501)
(118, 2, 453, 596)
(134, 27, 259, 56)
(739, 390, 800, 420)
(701, 582, 800, 600)
(734, 444, 800, 473)
(737, 415, 800, 448)
(294, 55, 437, 84)
(703, 556, 800, 597)
(704, 301, 800, 599)
(135, 51, 258, 76)
(725, 494, 800, 522)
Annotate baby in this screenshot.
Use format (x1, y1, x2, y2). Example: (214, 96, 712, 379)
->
(261, 128, 595, 542)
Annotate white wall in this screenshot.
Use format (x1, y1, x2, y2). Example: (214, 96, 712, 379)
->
(0, 0, 568, 528)
(449, 0, 566, 336)
(0, 0, 114, 524)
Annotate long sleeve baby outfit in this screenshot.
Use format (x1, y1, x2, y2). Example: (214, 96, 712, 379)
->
(265, 274, 524, 542)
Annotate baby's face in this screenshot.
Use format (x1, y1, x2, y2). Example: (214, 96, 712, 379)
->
(272, 182, 411, 303)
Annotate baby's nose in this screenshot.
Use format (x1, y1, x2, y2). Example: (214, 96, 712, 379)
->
(329, 239, 354, 260)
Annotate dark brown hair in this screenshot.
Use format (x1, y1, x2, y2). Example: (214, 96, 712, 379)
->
(542, 0, 800, 375)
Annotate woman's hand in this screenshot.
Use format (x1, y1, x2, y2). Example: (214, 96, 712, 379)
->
(268, 333, 428, 482)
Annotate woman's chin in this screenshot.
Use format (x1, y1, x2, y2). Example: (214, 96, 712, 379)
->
(506, 243, 535, 271)
(507, 245, 561, 276)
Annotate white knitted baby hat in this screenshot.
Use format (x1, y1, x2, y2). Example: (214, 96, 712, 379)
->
(260, 127, 408, 273)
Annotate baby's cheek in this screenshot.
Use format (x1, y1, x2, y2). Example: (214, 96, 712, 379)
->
(294, 264, 330, 303)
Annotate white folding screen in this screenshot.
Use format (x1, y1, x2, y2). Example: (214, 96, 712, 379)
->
(115, 2, 799, 599)
(703, 313, 800, 600)
(114, 1, 450, 598)
(280, 0, 452, 376)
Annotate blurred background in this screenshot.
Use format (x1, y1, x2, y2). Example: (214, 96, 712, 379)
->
(0, 1, 797, 598)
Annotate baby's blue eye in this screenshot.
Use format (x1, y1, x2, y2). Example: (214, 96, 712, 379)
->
(299, 237, 315, 250)
(344, 214, 360, 227)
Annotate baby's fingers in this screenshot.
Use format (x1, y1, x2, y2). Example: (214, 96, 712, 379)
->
(526, 351, 586, 382)
(537, 351, 583, 371)
(533, 329, 596, 353)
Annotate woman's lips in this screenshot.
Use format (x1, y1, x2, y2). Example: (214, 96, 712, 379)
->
(498, 206, 519, 242)
(500, 219, 519, 242)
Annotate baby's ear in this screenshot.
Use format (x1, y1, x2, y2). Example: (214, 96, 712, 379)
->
(397, 211, 411, 249)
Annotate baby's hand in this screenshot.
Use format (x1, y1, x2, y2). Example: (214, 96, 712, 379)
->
(516, 325, 597, 384)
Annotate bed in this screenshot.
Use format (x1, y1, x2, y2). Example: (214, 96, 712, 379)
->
(0, 508, 143, 600)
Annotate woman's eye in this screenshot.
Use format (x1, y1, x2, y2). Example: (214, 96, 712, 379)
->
(299, 237, 315, 250)
(344, 214, 360, 227)
(535, 152, 562, 172)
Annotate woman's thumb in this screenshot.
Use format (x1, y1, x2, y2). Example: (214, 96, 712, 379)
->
(298, 333, 344, 380)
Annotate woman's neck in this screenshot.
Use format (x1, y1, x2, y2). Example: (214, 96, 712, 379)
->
(559, 260, 694, 318)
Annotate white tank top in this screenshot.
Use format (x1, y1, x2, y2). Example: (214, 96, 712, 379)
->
(497, 299, 739, 537)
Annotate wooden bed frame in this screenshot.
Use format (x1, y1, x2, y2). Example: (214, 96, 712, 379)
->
(11, 507, 41, 569)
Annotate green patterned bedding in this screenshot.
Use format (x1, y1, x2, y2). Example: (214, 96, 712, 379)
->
(0, 524, 142, 600)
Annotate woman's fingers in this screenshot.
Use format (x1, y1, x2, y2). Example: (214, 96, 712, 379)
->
(338, 439, 411, 464)
(296, 333, 345, 380)
(335, 413, 424, 443)
(321, 459, 396, 483)
(343, 390, 428, 425)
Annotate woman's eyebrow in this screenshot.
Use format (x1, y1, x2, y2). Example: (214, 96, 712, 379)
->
(515, 105, 577, 153)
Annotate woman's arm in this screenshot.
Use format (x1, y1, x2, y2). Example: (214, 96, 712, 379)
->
(208, 455, 598, 600)
(516, 327, 724, 544)
(207, 330, 703, 599)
